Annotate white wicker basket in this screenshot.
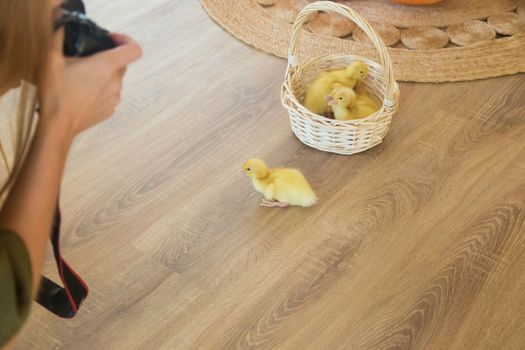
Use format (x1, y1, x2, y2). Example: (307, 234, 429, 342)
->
(281, 1, 400, 155)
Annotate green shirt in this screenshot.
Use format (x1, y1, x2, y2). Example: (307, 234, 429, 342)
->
(0, 230, 32, 347)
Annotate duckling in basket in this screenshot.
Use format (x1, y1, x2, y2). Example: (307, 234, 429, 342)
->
(326, 86, 380, 121)
(303, 60, 369, 115)
(242, 159, 317, 208)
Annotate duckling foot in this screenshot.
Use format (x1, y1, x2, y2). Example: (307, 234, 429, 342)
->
(260, 200, 289, 208)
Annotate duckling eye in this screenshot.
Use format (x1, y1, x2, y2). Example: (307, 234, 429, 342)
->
(339, 97, 343, 100)
(247, 168, 251, 171)
(360, 70, 363, 74)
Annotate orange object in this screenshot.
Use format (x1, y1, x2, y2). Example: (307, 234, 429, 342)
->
(393, 0, 444, 4)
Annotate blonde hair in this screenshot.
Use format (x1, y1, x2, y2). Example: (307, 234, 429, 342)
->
(0, 0, 52, 198)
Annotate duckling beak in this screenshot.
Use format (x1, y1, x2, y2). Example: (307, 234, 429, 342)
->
(324, 95, 333, 103)
(328, 99, 336, 106)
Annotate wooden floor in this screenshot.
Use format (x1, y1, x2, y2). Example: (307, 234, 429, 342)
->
(15, 0, 525, 349)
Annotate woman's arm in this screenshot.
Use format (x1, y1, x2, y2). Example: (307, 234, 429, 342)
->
(0, 32, 141, 349)
(0, 116, 73, 295)
(0, 32, 141, 297)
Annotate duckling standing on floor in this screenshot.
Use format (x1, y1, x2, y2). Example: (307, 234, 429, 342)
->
(303, 60, 369, 115)
(242, 159, 317, 208)
(327, 86, 380, 121)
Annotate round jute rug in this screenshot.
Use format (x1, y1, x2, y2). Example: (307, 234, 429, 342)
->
(201, 0, 525, 82)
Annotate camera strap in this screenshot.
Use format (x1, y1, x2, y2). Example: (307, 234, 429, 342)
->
(36, 202, 89, 318)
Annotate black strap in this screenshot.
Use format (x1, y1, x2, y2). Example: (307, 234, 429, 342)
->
(36, 202, 88, 318)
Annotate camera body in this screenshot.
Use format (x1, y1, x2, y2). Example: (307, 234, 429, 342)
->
(55, 0, 115, 57)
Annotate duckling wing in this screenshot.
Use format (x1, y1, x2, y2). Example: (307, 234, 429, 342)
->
(270, 169, 317, 207)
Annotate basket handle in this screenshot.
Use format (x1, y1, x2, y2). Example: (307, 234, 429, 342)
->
(287, 1, 397, 104)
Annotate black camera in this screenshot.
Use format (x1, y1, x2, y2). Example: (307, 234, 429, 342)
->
(54, 0, 116, 57)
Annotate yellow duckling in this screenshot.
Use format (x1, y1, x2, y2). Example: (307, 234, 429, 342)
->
(242, 159, 317, 208)
(303, 61, 369, 115)
(327, 86, 380, 121)
(327, 60, 369, 87)
(356, 93, 380, 116)
(327, 87, 358, 120)
(353, 83, 381, 114)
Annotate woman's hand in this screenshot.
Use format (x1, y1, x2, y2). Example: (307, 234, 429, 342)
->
(37, 31, 142, 141)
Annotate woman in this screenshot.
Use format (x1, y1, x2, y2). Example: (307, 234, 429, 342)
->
(0, 0, 141, 347)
